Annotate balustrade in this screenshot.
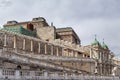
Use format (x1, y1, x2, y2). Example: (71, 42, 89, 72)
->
(1, 32, 86, 59)
(0, 68, 119, 80)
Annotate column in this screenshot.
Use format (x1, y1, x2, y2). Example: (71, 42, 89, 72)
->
(72, 51, 75, 57)
(100, 64, 102, 75)
(75, 51, 78, 57)
(56, 47, 59, 56)
(108, 65, 110, 75)
(95, 61, 98, 74)
(67, 49, 69, 57)
(30, 40, 33, 52)
(51, 45, 53, 55)
(45, 43, 47, 54)
(4, 34, 7, 47)
(100, 52, 102, 63)
(103, 64, 105, 75)
(13, 35, 17, 48)
(38, 42, 41, 54)
(23, 38, 26, 50)
(61, 48, 64, 56)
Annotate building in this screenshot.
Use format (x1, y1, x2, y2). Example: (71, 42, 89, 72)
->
(80, 37, 114, 76)
(112, 57, 120, 76)
(0, 17, 119, 79)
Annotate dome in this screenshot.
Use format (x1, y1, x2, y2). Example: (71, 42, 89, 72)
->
(102, 41, 109, 49)
(91, 38, 101, 47)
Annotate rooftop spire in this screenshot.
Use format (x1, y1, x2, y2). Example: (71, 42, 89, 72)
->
(103, 38, 104, 43)
(95, 34, 97, 40)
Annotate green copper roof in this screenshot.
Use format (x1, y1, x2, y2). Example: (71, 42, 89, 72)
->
(91, 36, 101, 47)
(91, 35, 101, 46)
(102, 41, 108, 49)
(1, 26, 36, 37)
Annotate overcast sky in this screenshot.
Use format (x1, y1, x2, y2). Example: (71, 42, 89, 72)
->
(0, 0, 120, 57)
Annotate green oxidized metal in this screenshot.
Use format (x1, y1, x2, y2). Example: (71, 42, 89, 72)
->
(91, 38, 101, 47)
(102, 41, 108, 49)
(1, 26, 36, 37)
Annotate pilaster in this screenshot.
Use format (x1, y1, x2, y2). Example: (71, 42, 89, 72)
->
(23, 38, 26, 50)
(38, 42, 41, 53)
(4, 34, 7, 47)
(30, 40, 33, 52)
(13, 35, 17, 49)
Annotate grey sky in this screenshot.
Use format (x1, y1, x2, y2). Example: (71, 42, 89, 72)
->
(0, 0, 120, 57)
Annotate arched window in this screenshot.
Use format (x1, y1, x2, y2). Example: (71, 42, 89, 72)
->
(17, 65, 21, 70)
(27, 23, 34, 31)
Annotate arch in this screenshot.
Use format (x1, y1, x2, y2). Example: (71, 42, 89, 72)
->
(17, 65, 21, 70)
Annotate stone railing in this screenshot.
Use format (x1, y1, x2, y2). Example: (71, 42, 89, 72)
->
(0, 68, 119, 80)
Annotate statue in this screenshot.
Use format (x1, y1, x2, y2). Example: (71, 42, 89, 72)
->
(112, 66, 117, 76)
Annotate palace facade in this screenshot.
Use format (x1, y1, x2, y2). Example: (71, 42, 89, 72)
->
(0, 17, 119, 79)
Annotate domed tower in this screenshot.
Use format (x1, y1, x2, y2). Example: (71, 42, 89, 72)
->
(101, 39, 109, 50)
(91, 35, 101, 47)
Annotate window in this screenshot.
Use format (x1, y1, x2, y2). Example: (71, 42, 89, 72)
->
(27, 23, 34, 31)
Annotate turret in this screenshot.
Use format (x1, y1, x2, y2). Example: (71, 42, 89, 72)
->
(91, 35, 101, 47)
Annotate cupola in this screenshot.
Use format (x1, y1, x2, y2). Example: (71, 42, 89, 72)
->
(102, 39, 109, 49)
(91, 35, 101, 47)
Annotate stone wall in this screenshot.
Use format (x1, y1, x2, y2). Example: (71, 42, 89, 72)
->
(0, 31, 95, 74)
(36, 26, 56, 41)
